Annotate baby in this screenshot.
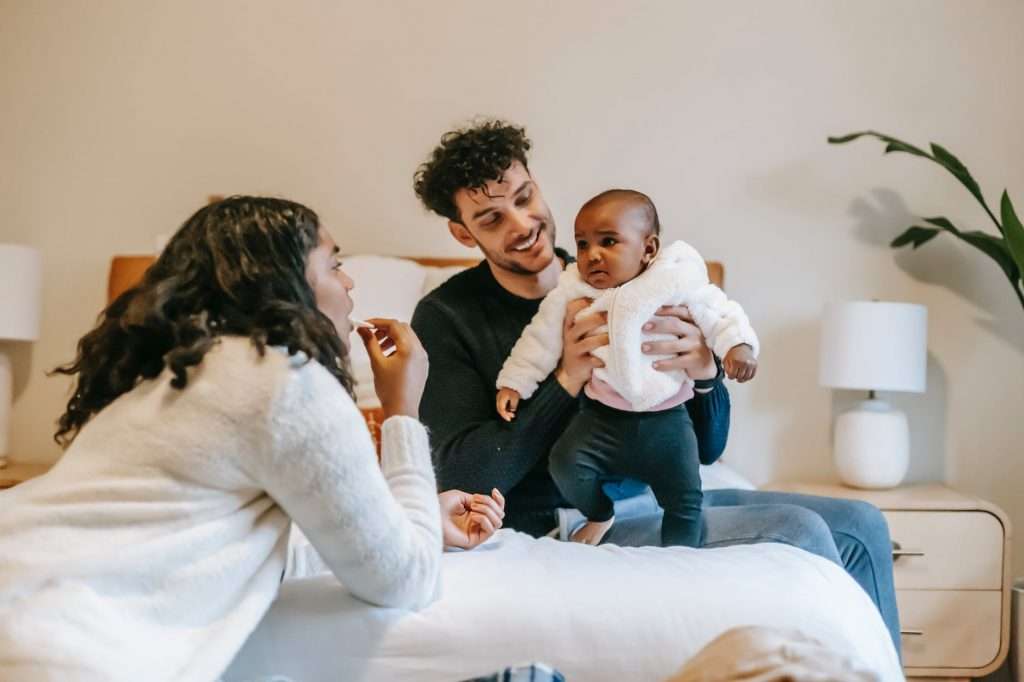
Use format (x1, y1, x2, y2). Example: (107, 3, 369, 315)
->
(495, 189, 758, 546)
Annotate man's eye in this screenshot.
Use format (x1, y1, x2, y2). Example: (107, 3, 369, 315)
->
(483, 214, 502, 228)
(515, 193, 532, 207)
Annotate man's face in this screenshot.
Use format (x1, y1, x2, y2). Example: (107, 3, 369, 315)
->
(449, 161, 556, 275)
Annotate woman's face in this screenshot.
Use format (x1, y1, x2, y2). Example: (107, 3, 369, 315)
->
(306, 228, 356, 346)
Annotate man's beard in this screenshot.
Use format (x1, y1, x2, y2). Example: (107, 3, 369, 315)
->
(479, 221, 557, 275)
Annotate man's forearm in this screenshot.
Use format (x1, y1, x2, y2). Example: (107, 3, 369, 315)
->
(430, 377, 578, 494)
(687, 374, 731, 465)
(555, 367, 586, 397)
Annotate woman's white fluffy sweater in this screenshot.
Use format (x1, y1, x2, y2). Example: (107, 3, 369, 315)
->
(0, 337, 441, 681)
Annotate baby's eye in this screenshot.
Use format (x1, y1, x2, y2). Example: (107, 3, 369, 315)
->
(576, 240, 588, 250)
(601, 237, 617, 247)
(332, 258, 344, 270)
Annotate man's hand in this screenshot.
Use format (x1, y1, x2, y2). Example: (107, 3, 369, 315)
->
(723, 344, 757, 383)
(496, 387, 521, 422)
(439, 488, 506, 550)
(556, 298, 608, 396)
(641, 305, 717, 380)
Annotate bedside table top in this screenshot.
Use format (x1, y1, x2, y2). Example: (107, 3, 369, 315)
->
(764, 482, 1006, 517)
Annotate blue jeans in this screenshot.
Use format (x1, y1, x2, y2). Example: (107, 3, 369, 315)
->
(593, 485, 901, 657)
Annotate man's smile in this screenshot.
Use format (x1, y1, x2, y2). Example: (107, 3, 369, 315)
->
(509, 228, 541, 252)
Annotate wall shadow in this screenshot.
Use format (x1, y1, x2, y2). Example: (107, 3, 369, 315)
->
(846, 188, 1024, 355)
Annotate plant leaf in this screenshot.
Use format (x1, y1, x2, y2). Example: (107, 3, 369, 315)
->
(930, 143, 990, 215)
(921, 216, 959, 231)
(1001, 191, 1024, 282)
(829, 132, 1003, 233)
(827, 132, 870, 144)
(957, 232, 1020, 285)
(828, 130, 931, 159)
(891, 226, 939, 249)
(898, 216, 1021, 285)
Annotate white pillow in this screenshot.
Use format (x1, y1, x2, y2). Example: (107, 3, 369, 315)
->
(422, 264, 470, 296)
(701, 461, 756, 491)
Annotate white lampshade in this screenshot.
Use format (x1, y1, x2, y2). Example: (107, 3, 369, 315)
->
(819, 301, 927, 393)
(0, 244, 42, 341)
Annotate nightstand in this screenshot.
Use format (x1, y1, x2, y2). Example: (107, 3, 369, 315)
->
(765, 482, 1011, 680)
(0, 461, 50, 489)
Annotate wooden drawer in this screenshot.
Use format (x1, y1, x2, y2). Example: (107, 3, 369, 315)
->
(886, 511, 1003, 589)
(899, 589, 1001, 670)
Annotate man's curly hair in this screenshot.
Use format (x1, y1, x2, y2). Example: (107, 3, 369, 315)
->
(413, 120, 532, 223)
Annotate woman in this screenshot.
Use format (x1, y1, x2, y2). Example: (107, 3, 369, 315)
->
(0, 197, 503, 681)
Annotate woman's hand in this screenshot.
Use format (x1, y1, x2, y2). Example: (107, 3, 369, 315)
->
(357, 319, 428, 419)
(439, 488, 506, 550)
(642, 305, 717, 380)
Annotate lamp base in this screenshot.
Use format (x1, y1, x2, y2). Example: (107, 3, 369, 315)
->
(834, 398, 909, 489)
(0, 350, 10, 468)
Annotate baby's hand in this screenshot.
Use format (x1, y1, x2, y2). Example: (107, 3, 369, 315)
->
(496, 387, 521, 422)
(723, 344, 757, 383)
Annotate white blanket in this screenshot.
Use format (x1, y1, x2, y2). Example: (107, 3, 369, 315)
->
(224, 531, 902, 682)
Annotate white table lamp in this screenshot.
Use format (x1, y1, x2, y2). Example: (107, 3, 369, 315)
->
(0, 244, 42, 468)
(819, 301, 927, 489)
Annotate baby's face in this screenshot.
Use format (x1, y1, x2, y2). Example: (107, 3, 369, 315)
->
(574, 200, 658, 289)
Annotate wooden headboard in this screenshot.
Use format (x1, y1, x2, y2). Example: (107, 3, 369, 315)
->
(108, 253, 723, 450)
(108, 255, 725, 304)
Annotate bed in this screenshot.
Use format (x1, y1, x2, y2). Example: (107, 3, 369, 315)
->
(107, 254, 902, 681)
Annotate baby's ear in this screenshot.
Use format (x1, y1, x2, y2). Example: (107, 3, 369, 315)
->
(642, 234, 660, 263)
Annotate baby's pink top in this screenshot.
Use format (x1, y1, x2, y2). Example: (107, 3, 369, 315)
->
(584, 374, 694, 412)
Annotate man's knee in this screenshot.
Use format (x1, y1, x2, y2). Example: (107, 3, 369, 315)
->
(834, 499, 892, 559)
(845, 500, 891, 539)
(765, 506, 839, 563)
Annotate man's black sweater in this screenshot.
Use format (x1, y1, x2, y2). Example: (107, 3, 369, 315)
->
(410, 252, 731, 535)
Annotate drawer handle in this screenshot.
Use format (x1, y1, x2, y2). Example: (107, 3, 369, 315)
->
(901, 629, 924, 636)
(891, 540, 924, 559)
(892, 549, 924, 557)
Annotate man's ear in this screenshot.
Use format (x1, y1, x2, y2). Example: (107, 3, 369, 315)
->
(642, 234, 660, 264)
(448, 220, 478, 249)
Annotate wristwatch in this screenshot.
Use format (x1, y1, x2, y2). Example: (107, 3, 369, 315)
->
(693, 358, 724, 390)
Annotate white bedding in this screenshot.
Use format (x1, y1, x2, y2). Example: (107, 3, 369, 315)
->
(224, 531, 901, 682)
(242, 256, 900, 680)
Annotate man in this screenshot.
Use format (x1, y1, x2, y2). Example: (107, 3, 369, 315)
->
(409, 120, 899, 653)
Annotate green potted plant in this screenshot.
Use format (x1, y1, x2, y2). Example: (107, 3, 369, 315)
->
(828, 131, 1024, 311)
(831, 132, 1024, 677)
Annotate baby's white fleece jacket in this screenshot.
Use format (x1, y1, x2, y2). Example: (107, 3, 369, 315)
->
(0, 338, 441, 682)
(497, 240, 759, 412)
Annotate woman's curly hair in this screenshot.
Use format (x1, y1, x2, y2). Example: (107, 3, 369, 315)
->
(52, 196, 354, 447)
(413, 119, 532, 222)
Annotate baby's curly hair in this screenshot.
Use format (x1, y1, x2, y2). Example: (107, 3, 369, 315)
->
(413, 120, 532, 223)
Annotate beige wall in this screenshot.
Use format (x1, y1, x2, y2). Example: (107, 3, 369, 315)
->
(2, 1, 1022, 565)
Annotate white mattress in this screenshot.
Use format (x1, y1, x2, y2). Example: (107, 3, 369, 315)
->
(224, 531, 901, 682)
